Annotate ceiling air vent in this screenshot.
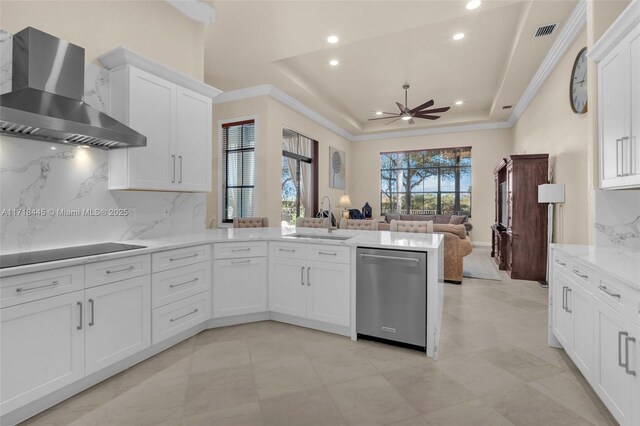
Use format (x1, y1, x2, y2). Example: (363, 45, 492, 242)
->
(533, 23, 558, 38)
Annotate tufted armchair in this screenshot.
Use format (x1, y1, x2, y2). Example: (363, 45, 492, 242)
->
(296, 217, 329, 228)
(389, 220, 434, 233)
(339, 219, 378, 231)
(233, 217, 269, 228)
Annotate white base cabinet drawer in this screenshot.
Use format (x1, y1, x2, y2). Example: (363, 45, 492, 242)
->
(269, 242, 307, 260)
(152, 261, 211, 308)
(85, 254, 150, 288)
(152, 245, 211, 273)
(213, 241, 267, 259)
(1, 266, 84, 308)
(152, 291, 210, 344)
(1, 291, 85, 414)
(213, 257, 267, 318)
(308, 245, 350, 264)
(84, 276, 151, 375)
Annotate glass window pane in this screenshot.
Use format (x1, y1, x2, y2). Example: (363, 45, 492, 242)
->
(424, 193, 438, 213)
(459, 192, 471, 216)
(424, 171, 438, 191)
(242, 124, 255, 148)
(441, 193, 456, 215)
(226, 126, 242, 150)
(243, 151, 255, 186)
(440, 168, 457, 191)
(227, 152, 242, 186)
(459, 167, 471, 192)
(226, 188, 240, 220)
(459, 149, 471, 166)
(410, 193, 425, 213)
(241, 188, 254, 217)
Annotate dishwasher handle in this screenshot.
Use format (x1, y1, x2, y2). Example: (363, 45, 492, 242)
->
(359, 253, 420, 263)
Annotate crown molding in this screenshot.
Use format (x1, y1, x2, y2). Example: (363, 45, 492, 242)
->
(589, 0, 640, 62)
(166, 0, 216, 25)
(98, 47, 222, 99)
(212, 1, 587, 143)
(507, 0, 587, 126)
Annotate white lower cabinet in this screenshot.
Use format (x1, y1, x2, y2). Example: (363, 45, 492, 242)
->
(593, 300, 639, 425)
(551, 248, 640, 426)
(268, 243, 350, 327)
(84, 276, 151, 375)
(213, 257, 267, 318)
(0, 292, 85, 413)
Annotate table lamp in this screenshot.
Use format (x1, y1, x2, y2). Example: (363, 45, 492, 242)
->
(337, 194, 353, 219)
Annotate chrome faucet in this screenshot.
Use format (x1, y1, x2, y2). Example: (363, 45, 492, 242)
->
(320, 195, 332, 233)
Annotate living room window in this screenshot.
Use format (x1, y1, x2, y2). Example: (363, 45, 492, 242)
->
(281, 128, 318, 225)
(221, 120, 255, 223)
(380, 147, 471, 216)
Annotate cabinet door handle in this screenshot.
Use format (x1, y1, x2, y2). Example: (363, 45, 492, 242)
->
(231, 259, 251, 264)
(616, 138, 622, 177)
(169, 253, 198, 262)
(598, 285, 621, 299)
(301, 266, 305, 285)
(565, 288, 572, 313)
(231, 248, 251, 252)
(77, 302, 83, 330)
(318, 251, 337, 256)
(572, 268, 588, 280)
(178, 155, 183, 184)
(307, 267, 311, 286)
(106, 265, 135, 275)
(88, 299, 95, 326)
(554, 259, 566, 266)
(619, 331, 628, 368)
(625, 336, 636, 376)
(170, 308, 198, 323)
(170, 277, 199, 288)
(562, 286, 567, 311)
(622, 136, 631, 176)
(16, 280, 59, 293)
(279, 248, 295, 252)
(172, 154, 176, 183)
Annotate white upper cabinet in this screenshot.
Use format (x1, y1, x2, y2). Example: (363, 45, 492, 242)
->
(592, 4, 640, 189)
(99, 48, 220, 192)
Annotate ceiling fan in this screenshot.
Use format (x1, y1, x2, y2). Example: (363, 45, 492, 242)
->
(369, 84, 451, 125)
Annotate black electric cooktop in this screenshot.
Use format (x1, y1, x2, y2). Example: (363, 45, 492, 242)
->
(0, 243, 147, 269)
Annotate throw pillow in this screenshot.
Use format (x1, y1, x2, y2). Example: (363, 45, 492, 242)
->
(449, 215, 467, 225)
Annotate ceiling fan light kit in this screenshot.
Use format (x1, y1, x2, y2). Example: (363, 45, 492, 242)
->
(368, 84, 451, 125)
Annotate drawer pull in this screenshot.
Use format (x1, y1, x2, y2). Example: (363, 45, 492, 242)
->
(231, 248, 251, 252)
(77, 301, 83, 330)
(301, 266, 305, 285)
(554, 259, 566, 266)
(619, 331, 628, 368)
(170, 278, 199, 288)
(170, 308, 199, 322)
(318, 251, 337, 256)
(106, 266, 135, 274)
(307, 267, 311, 286)
(565, 288, 572, 313)
(572, 269, 588, 280)
(16, 280, 59, 293)
(170, 253, 198, 262)
(88, 299, 95, 326)
(625, 336, 636, 376)
(598, 285, 621, 299)
(278, 248, 296, 252)
(231, 259, 251, 264)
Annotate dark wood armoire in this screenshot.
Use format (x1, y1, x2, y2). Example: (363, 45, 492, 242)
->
(491, 154, 549, 282)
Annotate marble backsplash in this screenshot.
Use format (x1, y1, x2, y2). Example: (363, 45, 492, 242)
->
(0, 31, 207, 254)
(594, 190, 640, 250)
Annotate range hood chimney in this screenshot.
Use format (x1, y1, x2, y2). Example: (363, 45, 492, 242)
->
(0, 27, 146, 149)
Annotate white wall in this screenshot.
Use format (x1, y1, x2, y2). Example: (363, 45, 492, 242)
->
(350, 128, 513, 245)
(207, 96, 352, 227)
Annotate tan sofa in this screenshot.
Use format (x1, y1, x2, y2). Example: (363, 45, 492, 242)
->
(378, 213, 473, 234)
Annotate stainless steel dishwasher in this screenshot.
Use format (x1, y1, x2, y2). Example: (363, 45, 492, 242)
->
(356, 247, 427, 351)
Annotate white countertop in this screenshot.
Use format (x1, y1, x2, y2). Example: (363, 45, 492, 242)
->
(0, 228, 444, 278)
(551, 244, 640, 291)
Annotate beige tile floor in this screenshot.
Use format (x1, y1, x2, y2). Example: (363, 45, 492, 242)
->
(22, 272, 617, 426)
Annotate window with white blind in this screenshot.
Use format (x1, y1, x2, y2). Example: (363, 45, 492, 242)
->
(221, 120, 255, 223)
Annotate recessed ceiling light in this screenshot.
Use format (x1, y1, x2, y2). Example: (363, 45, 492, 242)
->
(453, 33, 465, 41)
(50, 146, 57, 150)
(327, 35, 339, 44)
(466, 0, 481, 10)
(401, 115, 412, 121)
(329, 59, 340, 66)
(375, 111, 383, 115)
(455, 100, 464, 105)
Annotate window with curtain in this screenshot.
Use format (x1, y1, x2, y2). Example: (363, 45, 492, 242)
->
(282, 129, 317, 225)
(221, 120, 255, 223)
(380, 147, 471, 216)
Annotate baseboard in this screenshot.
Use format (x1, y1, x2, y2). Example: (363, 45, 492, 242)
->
(472, 241, 491, 248)
(269, 312, 351, 337)
(206, 312, 270, 328)
(2, 323, 206, 426)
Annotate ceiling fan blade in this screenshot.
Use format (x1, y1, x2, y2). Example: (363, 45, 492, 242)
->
(384, 117, 403, 126)
(418, 106, 451, 114)
(409, 99, 434, 113)
(368, 115, 401, 121)
(414, 114, 441, 120)
(396, 102, 409, 114)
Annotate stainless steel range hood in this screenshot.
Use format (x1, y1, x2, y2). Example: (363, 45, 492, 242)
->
(0, 27, 146, 149)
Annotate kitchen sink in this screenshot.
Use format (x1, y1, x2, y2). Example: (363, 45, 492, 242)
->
(286, 233, 353, 241)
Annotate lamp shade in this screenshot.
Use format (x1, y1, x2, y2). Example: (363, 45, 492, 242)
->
(337, 194, 353, 208)
(538, 184, 565, 203)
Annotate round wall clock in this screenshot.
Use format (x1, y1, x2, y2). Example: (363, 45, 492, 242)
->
(570, 47, 588, 114)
